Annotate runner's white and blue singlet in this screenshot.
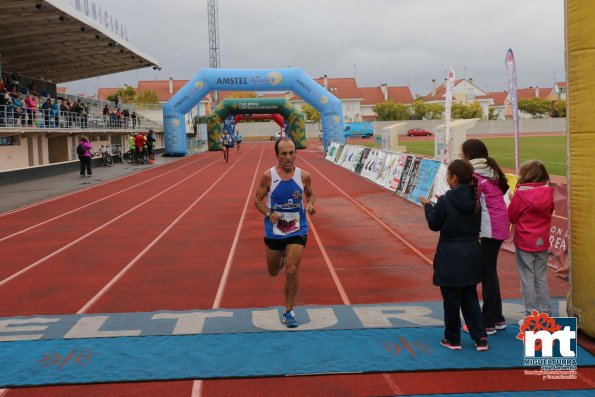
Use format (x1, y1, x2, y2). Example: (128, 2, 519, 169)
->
(264, 166, 308, 239)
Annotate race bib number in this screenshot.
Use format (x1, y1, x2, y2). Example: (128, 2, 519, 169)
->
(273, 212, 301, 236)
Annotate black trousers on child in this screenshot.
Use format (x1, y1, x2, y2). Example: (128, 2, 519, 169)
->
(440, 285, 487, 344)
(480, 238, 505, 327)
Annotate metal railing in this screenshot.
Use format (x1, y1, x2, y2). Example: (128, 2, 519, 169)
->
(0, 105, 149, 130)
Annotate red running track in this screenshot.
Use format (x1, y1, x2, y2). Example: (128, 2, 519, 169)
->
(0, 142, 589, 397)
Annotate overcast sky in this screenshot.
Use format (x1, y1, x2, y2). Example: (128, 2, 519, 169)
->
(60, 0, 565, 97)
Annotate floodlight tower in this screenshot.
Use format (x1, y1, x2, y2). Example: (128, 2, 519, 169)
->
(207, 0, 220, 103)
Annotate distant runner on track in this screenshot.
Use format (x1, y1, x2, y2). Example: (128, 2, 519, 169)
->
(254, 138, 316, 328)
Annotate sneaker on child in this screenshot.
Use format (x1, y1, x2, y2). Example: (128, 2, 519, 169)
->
(495, 321, 507, 330)
(281, 310, 298, 328)
(440, 338, 462, 350)
(463, 324, 496, 335)
(475, 337, 489, 351)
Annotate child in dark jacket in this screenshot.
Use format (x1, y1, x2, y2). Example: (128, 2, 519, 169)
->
(420, 159, 488, 351)
(508, 160, 554, 321)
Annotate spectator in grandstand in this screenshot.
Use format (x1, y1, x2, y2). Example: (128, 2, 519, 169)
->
(11, 94, 25, 126)
(131, 111, 137, 128)
(70, 100, 81, 127)
(419, 159, 488, 351)
(0, 76, 5, 92)
(51, 99, 60, 128)
(9, 73, 20, 93)
(122, 108, 130, 128)
(41, 98, 52, 128)
(60, 99, 71, 127)
(78, 136, 93, 177)
(24, 93, 37, 127)
(0, 90, 8, 127)
(82, 102, 89, 128)
(102, 104, 110, 125)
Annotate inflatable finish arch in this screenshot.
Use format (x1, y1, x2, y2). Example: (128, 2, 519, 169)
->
(208, 98, 306, 150)
(163, 68, 345, 155)
(567, 0, 595, 337)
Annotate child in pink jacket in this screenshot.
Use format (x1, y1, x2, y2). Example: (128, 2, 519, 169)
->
(508, 160, 554, 320)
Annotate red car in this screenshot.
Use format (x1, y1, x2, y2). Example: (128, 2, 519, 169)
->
(407, 128, 433, 137)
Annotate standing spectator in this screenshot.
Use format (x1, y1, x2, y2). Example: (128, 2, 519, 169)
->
(460, 139, 510, 335)
(24, 93, 37, 126)
(82, 102, 89, 128)
(419, 159, 488, 351)
(146, 129, 156, 161)
(122, 108, 130, 128)
(102, 104, 110, 126)
(12, 94, 25, 126)
(134, 132, 146, 163)
(0, 90, 8, 126)
(131, 111, 137, 128)
(70, 99, 81, 127)
(128, 132, 135, 155)
(77, 136, 93, 177)
(508, 160, 554, 322)
(51, 99, 60, 128)
(41, 98, 52, 127)
(60, 99, 71, 127)
(114, 96, 119, 110)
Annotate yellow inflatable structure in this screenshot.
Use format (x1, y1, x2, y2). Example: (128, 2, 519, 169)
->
(567, 0, 595, 337)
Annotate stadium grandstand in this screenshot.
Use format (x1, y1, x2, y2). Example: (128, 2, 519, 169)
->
(0, 0, 161, 173)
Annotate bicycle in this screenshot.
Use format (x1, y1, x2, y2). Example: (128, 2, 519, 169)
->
(110, 144, 123, 163)
(100, 145, 113, 167)
(123, 149, 145, 164)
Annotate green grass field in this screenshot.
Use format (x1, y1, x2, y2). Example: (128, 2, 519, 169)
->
(358, 135, 567, 176)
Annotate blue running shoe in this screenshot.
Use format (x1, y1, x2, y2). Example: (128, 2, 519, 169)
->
(281, 310, 298, 328)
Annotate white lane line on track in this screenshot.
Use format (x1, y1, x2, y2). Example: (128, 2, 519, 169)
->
(192, 147, 264, 397)
(0, 153, 208, 218)
(308, 214, 403, 395)
(78, 150, 252, 314)
(0, 152, 247, 397)
(304, 153, 405, 395)
(0, 156, 223, 289)
(307, 215, 351, 305)
(300, 155, 433, 266)
(0, 154, 215, 243)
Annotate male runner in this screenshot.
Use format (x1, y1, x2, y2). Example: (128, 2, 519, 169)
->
(254, 138, 316, 328)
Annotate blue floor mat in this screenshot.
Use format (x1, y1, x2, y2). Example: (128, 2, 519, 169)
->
(0, 326, 593, 387)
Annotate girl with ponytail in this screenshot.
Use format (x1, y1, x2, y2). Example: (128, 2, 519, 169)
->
(419, 159, 488, 351)
(460, 139, 510, 335)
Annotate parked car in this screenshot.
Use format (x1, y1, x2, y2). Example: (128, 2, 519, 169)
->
(407, 128, 433, 137)
(344, 122, 374, 138)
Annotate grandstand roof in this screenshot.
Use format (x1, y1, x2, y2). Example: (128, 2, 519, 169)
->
(0, 0, 159, 84)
